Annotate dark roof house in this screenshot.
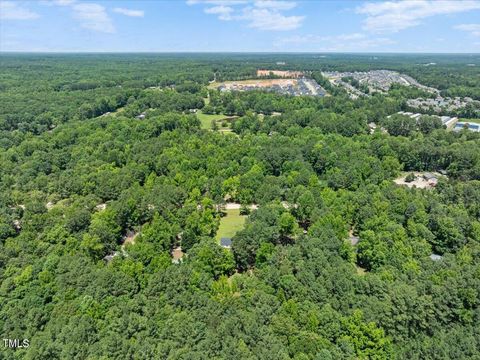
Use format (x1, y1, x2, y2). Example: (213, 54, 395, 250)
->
(423, 173, 436, 180)
(220, 237, 232, 248)
(430, 253, 443, 261)
(103, 251, 120, 262)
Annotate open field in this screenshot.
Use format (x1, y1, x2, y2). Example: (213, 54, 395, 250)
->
(196, 110, 230, 129)
(257, 69, 304, 78)
(219, 78, 298, 89)
(213, 77, 325, 96)
(215, 209, 247, 241)
(460, 118, 480, 124)
(207, 81, 220, 90)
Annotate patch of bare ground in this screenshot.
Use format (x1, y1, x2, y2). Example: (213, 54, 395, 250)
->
(393, 172, 445, 189)
(95, 203, 107, 211)
(122, 230, 139, 247)
(256, 70, 303, 78)
(172, 246, 184, 264)
(223, 203, 258, 210)
(220, 79, 298, 89)
(356, 265, 367, 276)
(348, 229, 359, 246)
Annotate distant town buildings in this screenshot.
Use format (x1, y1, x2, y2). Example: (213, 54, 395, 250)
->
(387, 111, 480, 133)
(257, 69, 303, 78)
(322, 70, 439, 97)
(217, 77, 326, 97)
(407, 96, 478, 113)
(388, 111, 458, 128)
(453, 122, 480, 133)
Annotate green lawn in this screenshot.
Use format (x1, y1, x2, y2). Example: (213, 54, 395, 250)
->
(196, 110, 228, 129)
(215, 209, 247, 241)
(460, 118, 480, 124)
(207, 81, 220, 90)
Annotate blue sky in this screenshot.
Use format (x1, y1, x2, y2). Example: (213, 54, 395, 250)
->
(1, 0, 479, 52)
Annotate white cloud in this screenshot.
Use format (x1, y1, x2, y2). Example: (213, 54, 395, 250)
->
(204, 5, 234, 20)
(254, 1, 297, 11)
(72, 3, 115, 33)
(454, 23, 480, 36)
(39, 0, 76, 6)
(241, 7, 303, 30)
(275, 34, 314, 45)
(40, 0, 118, 33)
(0, 1, 40, 20)
(357, 0, 480, 33)
(187, 0, 247, 5)
(275, 32, 394, 51)
(336, 33, 366, 41)
(53, 0, 76, 5)
(113, 7, 144, 17)
(189, 0, 303, 31)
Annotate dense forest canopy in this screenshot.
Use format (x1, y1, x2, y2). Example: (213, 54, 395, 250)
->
(1, 53, 479, 133)
(0, 53, 479, 359)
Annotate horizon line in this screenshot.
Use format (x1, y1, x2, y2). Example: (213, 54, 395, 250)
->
(1, 51, 479, 55)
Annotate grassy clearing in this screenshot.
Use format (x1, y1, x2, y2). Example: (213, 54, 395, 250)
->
(197, 110, 229, 129)
(98, 106, 124, 118)
(460, 118, 480, 124)
(356, 265, 367, 276)
(207, 82, 219, 90)
(215, 209, 247, 241)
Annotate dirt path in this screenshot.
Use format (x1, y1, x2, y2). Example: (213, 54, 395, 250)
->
(224, 203, 258, 210)
(121, 231, 139, 252)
